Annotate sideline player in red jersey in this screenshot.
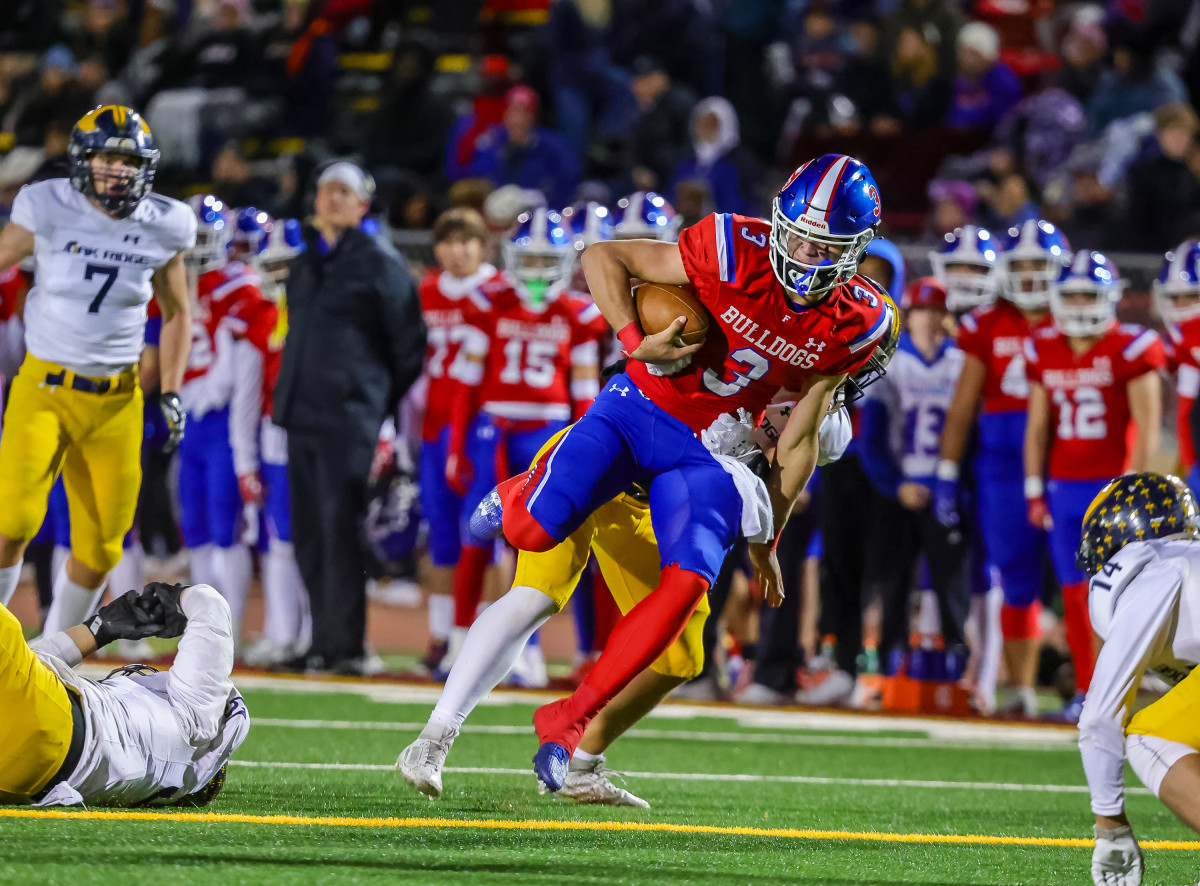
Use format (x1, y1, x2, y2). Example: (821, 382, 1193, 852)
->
(444, 208, 603, 683)
(1155, 240, 1200, 494)
(934, 219, 1069, 717)
(1024, 252, 1163, 722)
(415, 208, 499, 671)
(180, 197, 276, 647)
(470, 153, 896, 791)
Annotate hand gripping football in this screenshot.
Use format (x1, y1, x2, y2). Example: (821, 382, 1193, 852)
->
(632, 282, 709, 346)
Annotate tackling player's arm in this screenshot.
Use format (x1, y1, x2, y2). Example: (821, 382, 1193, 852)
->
(1126, 370, 1161, 473)
(1023, 380, 1053, 529)
(153, 251, 192, 450)
(750, 372, 845, 606)
(0, 220, 34, 271)
(579, 240, 701, 365)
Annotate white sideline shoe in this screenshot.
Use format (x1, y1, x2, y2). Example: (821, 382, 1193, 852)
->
(242, 638, 294, 667)
(557, 755, 649, 808)
(796, 669, 855, 707)
(397, 724, 459, 799)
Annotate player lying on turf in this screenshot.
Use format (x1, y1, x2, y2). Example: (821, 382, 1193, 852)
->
(399, 395, 853, 806)
(0, 582, 248, 806)
(1074, 473, 1200, 886)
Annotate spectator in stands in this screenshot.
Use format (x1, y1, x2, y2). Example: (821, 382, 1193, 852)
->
(210, 141, 278, 208)
(70, 0, 134, 79)
(1058, 14, 1107, 106)
(946, 23, 1021, 130)
(0, 1, 63, 54)
(1086, 30, 1188, 134)
(608, 0, 722, 97)
(1123, 103, 1200, 251)
(671, 96, 757, 215)
(838, 18, 897, 134)
(992, 79, 1088, 186)
(4, 45, 93, 147)
(276, 0, 337, 139)
(875, 26, 953, 133)
(28, 117, 70, 182)
(187, 0, 257, 91)
(615, 56, 695, 193)
(883, 0, 966, 76)
(978, 171, 1040, 230)
(467, 85, 580, 208)
(112, 0, 180, 106)
(925, 179, 977, 240)
(366, 39, 454, 181)
(444, 56, 513, 182)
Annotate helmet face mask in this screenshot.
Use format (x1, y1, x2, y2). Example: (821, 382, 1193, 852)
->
(1154, 240, 1200, 324)
(999, 220, 1071, 310)
(612, 192, 680, 241)
(769, 202, 872, 298)
(928, 225, 1000, 313)
(503, 209, 574, 306)
(69, 106, 159, 219)
(1051, 251, 1122, 338)
(186, 195, 231, 274)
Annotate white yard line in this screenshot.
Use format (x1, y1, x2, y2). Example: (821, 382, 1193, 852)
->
(229, 759, 1142, 795)
(250, 717, 1077, 751)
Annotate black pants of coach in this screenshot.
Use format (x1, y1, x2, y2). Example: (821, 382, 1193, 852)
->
(286, 432, 375, 665)
(864, 494, 970, 660)
(817, 454, 876, 677)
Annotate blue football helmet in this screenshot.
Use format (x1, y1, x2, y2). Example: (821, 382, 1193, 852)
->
(365, 466, 422, 575)
(612, 191, 681, 241)
(997, 219, 1071, 309)
(563, 201, 613, 251)
(1050, 251, 1123, 338)
(502, 208, 575, 304)
(231, 208, 274, 260)
(258, 218, 305, 299)
(68, 105, 160, 218)
(862, 237, 905, 298)
(185, 194, 231, 273)
(771, 154, 881, 299)
(1154, 239, 1200, 325)
(928, 225, 1001, 314)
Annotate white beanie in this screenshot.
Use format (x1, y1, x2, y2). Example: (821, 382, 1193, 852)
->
(957, 22, 1001, 62)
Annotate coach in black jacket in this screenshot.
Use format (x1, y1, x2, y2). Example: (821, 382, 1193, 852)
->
(274, 161, 426, 674)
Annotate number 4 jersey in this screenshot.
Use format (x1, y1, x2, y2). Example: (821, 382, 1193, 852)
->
(1025, 323, 1165, 481)
(10, 178, 197, 377)
(640, 212, 893, 433)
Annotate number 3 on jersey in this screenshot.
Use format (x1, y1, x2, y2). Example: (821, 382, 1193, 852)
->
(703, 346, 769, 397)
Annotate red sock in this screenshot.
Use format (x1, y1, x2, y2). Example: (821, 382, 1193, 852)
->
(499, 473, 557, 552)
(591, 572, 620, 653)
(533, 564, 709, 753)
(452, 545, 491, 629)
(1062, 580, 1096, 693)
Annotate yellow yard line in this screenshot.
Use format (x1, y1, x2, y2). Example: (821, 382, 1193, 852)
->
(0, 808, 1196, 850)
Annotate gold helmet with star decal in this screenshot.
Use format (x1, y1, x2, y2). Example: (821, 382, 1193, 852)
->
(1075, 472, 1200, 576)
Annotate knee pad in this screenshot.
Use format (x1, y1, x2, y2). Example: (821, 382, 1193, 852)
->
(1126, 733, 1199, 799)
(1000, 601, 1042, 640)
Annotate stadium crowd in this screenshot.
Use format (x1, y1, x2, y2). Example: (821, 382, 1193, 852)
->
(0, 0, 1199, 723)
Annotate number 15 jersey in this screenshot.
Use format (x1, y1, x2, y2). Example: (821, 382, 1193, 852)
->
(11, 178, 196, 377)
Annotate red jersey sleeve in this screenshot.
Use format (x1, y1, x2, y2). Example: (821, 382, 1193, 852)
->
(955, 307, 989, 364)
(1117, 327, 1166, 381)
(821, 282, 896, 378)
(678, 213, 722, 313)
(1024, 334, 1044, 385)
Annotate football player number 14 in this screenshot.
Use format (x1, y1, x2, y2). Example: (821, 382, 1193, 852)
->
(85, 263, 118, 313)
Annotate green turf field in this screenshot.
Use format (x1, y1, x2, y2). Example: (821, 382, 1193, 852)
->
(3, 677, 1197, 886)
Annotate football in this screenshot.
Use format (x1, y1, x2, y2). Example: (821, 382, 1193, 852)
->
(632, 282, 709, 346)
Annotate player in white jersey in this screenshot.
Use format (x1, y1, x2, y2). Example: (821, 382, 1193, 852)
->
(0, 581, 248, 806)
(0, 106, 195, 633)
(1073, 473, 1200, 886)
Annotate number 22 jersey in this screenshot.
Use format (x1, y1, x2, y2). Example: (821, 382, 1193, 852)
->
(11, 178, 197, 377)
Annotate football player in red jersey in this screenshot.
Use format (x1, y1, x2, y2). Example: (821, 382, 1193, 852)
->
(180, 198, 277, 648)
(1155, 240, 1200, 494)
(934, 219, 1068, 717)
(444, 208, 602, 683)
(469, 153, 896, 791)
(1024, 252, 1163, 722)
(415, 208, 499, 671)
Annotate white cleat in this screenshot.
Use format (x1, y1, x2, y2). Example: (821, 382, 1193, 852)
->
(397, 724, 458, 799)
(557, 755, 650, 808)
(796, 669, 855, 707)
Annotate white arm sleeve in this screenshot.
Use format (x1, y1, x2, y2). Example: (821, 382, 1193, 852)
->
(817, 407, 853, 466)
(1078, 559, 1182, 816)
(29, 631, 84, 668)
(228, 339, 263, 477)
(448, 325, 488, 386)
(167, 583, 236, 745)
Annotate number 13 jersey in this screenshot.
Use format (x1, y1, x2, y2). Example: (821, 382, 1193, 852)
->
(634, 212, 894, 433)
(1025, 323, 1164, 481)
(11, 178, 196, 377)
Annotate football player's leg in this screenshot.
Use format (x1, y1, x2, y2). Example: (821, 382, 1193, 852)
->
(534, 458, 739, 769)
(206, 422, 251, 646)
(1127, 666, 1200, 832)
(0, 602, 76, 802)
(1047, 479, 1104, 697)
(48, 387, 143, 633)
(976, 470, 1043, 714)
(0, 365, 68, 604)
(178, 424, 217, 587)
(499, 400, 642, 553)
(262, 461, 308, 654)
(419, 430, 458, 655)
